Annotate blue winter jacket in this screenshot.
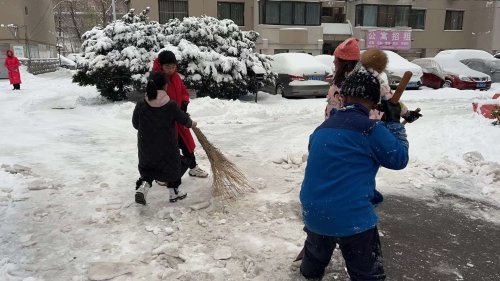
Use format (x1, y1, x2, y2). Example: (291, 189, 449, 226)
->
(300, 103, 409, 237)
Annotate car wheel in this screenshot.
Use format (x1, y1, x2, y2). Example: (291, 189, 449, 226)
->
(443, 80, 452, 88)
(276, 84, 286, 97)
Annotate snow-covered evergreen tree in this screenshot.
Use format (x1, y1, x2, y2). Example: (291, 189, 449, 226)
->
(73, 8, 163, 101)
(73, 9, 273, 101)
(161, 16, 274, 99)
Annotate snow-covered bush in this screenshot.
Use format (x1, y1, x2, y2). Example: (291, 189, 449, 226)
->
(73, 9, 274, 101)
(73, 8, 163, 101)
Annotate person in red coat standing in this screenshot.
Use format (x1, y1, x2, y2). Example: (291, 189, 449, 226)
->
(4, 50, 22, 90)
(152, 50, 208, 178)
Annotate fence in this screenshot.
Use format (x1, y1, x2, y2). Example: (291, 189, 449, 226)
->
(20, 58, 60, 75)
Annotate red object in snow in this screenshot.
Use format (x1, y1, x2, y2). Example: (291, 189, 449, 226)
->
(4, 50, 22, 85)
(472, 94, 500, 119)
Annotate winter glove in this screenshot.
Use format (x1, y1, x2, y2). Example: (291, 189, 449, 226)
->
(402, 109, 422, 123)
(181, 101, 188, 113)
(379, 100, 402, 123)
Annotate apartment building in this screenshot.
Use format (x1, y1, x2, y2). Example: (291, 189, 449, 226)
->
(129, 0, 353, 55)
(346, 0, 500, 59)
(0, 0, 57, 77)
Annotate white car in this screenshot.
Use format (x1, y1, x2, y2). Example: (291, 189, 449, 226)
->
(382, 50, 423, 90)
(315, 54, 335, 73)
(435, 49, 495, 60)
(263, 53, 333, 98)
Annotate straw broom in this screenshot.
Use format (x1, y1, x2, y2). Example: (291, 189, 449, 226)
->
(192, 127, 253, 200)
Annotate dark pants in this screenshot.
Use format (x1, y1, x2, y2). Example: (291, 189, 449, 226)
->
(137, 156, 190, 189)
(13, 84, 20, 90)
(300, 227, 385, 281)
(178, 136, 196, 169)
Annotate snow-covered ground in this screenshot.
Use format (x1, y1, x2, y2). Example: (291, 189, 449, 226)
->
(0, 68, 499, 281)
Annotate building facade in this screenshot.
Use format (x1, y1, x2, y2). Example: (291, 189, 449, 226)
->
(129, 0, 353, 55)
(0, 0, 57, 77)
(347, 0, 500, 60)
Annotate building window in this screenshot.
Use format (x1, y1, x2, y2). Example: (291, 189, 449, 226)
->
(355, 5, 377, 26)
(218, 2, 244, 26)
(259, 1, 321, 26)
(409, 9, 426, 30)
(25, 6, 28, 15)
(158, 0, 188, 23)
(355, 5, 410, 27)
(444, 10, 464, 30)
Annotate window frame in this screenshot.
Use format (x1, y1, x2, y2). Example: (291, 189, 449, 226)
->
(409, 9, 426, 30)
(259, 1, 322, 26)
(217, 2, 245, 26)
(158, 0, 189, 24)
(355, 4, 411, 27)
(444, 10, 464, 31)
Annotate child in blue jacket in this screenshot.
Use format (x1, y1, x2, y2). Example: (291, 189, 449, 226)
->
(299, 62, 409, 280)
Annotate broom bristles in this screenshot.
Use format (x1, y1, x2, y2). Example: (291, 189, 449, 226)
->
(192, 127, 253, 200)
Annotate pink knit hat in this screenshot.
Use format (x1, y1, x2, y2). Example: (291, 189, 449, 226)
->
(334, 37, 360, 61)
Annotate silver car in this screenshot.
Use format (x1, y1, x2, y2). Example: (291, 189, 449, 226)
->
(461, 58, 500, 83)
(263, 53, 333, 98)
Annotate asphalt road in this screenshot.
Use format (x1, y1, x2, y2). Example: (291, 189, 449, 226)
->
(298, 194, 500, 281)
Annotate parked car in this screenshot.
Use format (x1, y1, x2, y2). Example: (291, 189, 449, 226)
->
(461, 58, 500, 83)
(381, 50, 423, 90)
(411, 58, 446, 89)
(495, 53, 500, 59)
(315, 54, 335, 73)
(435, 49, 495, 61)
(434, 57, 491, 90)
(263, 53, 333, 98)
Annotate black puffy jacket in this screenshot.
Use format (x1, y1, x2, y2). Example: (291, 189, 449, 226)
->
(132, 100, 192, 182)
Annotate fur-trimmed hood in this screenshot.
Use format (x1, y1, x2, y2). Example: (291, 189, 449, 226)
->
(146, 90, 170, 107)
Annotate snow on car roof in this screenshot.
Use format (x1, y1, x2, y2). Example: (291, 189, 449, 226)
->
(382, 50, 421, 72)
(434, 57, 491, 78)
(314, 54, 335, 69)
(272, 53, 332, 76)
(435, 49, 494, 60)
(412, 58, 446, 80)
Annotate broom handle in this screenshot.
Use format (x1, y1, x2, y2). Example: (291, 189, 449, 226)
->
(389, 71, 413, 104)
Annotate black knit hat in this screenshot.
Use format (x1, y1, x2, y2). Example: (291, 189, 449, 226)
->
(158, 50, 177, 65)
(340, 67, 381, 104)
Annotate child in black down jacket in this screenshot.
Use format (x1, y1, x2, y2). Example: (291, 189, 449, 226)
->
(132, 72, 197, 205)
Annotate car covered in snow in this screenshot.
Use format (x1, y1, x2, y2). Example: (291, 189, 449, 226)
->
(434, 57, 491, 90)
(381, 50, 423, 90)
(435, 49, 499, 83)
(411, 58, 446, 89)
(263, 53, 333, 98)
(460, 58, 500, 83)
(435, 49, 495, 61)
(495, 53, 500, 59)
(315, 54, 335, 73)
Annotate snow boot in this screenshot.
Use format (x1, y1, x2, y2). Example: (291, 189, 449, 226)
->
(169, 187, 187, 203)
(135, 180, 151, 205)
(188, 165, 208, 178)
